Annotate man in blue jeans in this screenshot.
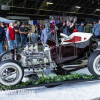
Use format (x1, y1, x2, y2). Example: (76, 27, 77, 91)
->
(20, 23, 29, 48)
(6, 23, 15, 50)
(14, 22, 20, 49)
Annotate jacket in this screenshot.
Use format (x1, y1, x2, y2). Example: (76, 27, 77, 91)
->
(0, 27, 5, 43)
(85, 25, 91, 33)
(6, 27, 15, 41)
(94, 23, 100, 36)
(78, 25, 84, 32)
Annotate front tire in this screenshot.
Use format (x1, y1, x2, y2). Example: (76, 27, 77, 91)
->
(88, 51, 100, 76)
(0, 60, 24, 86)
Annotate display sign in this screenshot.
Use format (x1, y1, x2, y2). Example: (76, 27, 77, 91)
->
(1, 5, 10, 10)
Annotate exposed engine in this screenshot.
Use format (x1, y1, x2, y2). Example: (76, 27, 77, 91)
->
(18, 43, 57, 71)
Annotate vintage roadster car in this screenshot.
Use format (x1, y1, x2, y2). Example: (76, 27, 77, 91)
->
(0, 32, 99, 86)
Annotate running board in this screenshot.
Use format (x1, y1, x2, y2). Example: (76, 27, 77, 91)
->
(62, 65, 87, 71)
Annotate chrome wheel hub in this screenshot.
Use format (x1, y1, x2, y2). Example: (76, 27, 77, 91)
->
(1, 66, 19, 83)
(95, 58, 100, 71)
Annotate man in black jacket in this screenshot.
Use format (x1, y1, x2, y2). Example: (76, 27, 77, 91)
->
(0, 26, 5, 53)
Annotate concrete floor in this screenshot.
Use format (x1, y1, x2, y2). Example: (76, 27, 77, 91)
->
(0, 79, 100, 100)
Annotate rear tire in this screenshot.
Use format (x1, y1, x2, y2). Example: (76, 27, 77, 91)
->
(0, 50, 11, 62)
(87, 51, 100, 76)
(0, 60, 24, 86)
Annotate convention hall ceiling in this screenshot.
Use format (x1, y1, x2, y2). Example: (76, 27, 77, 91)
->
(1, 0, 100, 19)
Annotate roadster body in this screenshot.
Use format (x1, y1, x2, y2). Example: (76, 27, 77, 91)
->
(0, 32, 99, 86)
(47, 32, 94, 65)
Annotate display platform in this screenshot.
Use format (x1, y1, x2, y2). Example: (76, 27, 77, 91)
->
(1, 73, 100, 90)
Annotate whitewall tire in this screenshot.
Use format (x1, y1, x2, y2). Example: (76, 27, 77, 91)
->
(88, 51, 100, 76)
(0, 50, 11, 62)
(0, 60, 24, 86)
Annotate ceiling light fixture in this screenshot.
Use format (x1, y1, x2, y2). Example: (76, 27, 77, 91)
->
(75, 6, 81, 9)
(92, 0, 94, 3)
(96, 9, 100, 11)
(47, 2, 53, 4)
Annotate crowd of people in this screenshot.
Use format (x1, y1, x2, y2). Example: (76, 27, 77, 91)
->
(40, 17, 78, 45)
(40, 18, 100, 46)
(0, 22, 30, 53)
(62, 19, 92, 36)
(77, 20, 100, 40)
(0, 18, 100, 54)
(62, 19, 100, 40)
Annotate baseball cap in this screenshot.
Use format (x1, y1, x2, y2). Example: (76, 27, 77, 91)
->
(22, 23, 25, 25)
(81, 22, 84, 24)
